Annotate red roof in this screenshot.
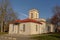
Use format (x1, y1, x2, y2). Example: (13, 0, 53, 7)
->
(13, 19, 42, 24)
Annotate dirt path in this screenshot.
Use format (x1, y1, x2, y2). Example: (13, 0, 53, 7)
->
(0, 34, 35, 40)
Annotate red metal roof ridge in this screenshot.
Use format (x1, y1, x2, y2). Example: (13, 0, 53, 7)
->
(10, 18, 42, 24)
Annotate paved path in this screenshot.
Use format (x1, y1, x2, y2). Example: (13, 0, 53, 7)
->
(0, 34, 35, 40)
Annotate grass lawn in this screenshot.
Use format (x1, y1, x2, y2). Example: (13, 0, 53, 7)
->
(31, 33, 60, 40)
(0, 32, 8, 35)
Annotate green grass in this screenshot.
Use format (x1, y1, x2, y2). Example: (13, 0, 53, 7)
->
(31, 33, 60, 40)
(0, 32, 8, 35)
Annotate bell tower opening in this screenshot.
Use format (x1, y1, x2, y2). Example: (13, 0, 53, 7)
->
(29, 9, 39, 19)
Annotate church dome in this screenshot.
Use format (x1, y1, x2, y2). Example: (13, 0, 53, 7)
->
(29, 9, 39, 13)
(29, 9, 39, 19)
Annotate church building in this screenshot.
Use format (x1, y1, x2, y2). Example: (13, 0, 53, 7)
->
(9, 9, 55, 35)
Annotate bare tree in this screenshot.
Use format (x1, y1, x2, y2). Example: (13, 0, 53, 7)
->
(51, 6, 60, 32)
(0, 0, 17, 32)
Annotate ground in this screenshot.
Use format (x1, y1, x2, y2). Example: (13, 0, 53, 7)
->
(0, 32, 60, 40)
(31, 32, 60, 40)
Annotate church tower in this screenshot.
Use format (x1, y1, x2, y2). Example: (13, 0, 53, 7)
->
(29, 9, 39, 19)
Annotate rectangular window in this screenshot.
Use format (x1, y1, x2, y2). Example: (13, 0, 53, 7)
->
(18, 24, 19, 33)
(13, 24, 14, 32)
(23, 24, 25, 32)
(36, 25, 38, 31)
(31, 13, 33, 18)
(36, 14, 37, 19)
(48, 26, 50, 32)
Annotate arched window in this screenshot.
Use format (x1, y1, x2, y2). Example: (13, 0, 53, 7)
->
(31, 13, 33, 18)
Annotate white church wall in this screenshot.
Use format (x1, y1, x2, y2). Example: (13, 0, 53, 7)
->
(43, 22, 47, 33)
(9, 22, 48, 35)
(9, 24, 19, 34)
(39, 22, 47, 34)
(30, 23, 40, 35)
(46, 24, 55, 33)
(19, 23, 31, 35)
(40, 24, 44, 34)
(13, 25, 18, 34)
(50, 24, 55, 32)
(9, 24, 14, 34)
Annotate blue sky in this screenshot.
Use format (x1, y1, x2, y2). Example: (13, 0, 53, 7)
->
(1, 0, 60, 19)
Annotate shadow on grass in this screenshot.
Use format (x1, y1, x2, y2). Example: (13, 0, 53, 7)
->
(31, 33, 60, 40)
(0, 32, 8, 35)
(49, 35, 60, 39)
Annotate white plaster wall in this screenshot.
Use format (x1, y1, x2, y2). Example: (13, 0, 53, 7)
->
(9, 22, 48, 35)
(30, 23, 40, 35)
(39, 22, 47, 34)
(50, 24, 55, 32)
(19, 23, 31, 35)
(40, 24, 44, 34)
(19, 22, 41, 35)
(39, 24, 43, 34)
(13, 25, 18, 34)
(9, 24, 14, 34)
(43, 22, 47, 33)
